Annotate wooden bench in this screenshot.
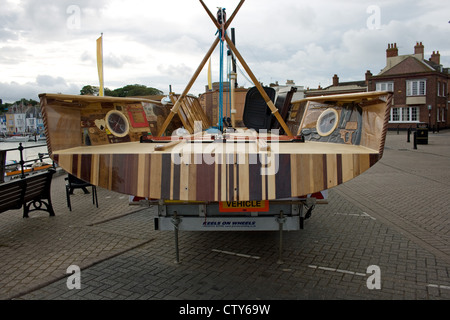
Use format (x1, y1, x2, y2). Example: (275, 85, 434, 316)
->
(0, 168, 56, 218)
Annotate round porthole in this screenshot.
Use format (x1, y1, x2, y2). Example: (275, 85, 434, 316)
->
(105, 110, 130, 138)
(316, 108, 339, 136)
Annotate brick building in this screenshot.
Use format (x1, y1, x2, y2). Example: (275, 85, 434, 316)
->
(306, 42, 449, 131)
(368, 42, 449, 130)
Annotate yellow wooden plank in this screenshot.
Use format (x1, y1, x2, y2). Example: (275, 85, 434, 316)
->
(326, 154, 337, 188)
(341, 153, 354, 182)
(136, 154, 146, 196)
(149, 154, 162, 199)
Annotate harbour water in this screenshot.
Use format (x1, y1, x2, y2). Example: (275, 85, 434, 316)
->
(0, 140, 49, 163)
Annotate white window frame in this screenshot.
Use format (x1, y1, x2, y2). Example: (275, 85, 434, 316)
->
(406, 79, 426, 96)
(437, 107, 446, 122)
(389, 106, 420, 123)
(376, 82, 394, 92)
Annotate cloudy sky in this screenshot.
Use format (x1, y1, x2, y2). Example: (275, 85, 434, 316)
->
(1, 0, 449, 103)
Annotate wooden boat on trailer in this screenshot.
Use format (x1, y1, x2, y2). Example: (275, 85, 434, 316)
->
(39, 0, 392, 203)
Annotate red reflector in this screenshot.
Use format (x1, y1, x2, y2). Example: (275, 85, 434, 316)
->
(310, 192, 324, 199)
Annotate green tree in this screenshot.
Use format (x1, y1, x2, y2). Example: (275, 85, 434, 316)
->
(0, 102, 8, 113)
(0, 99, 38, 113)
(80, 85, 96, 95)
(15, 99, 38, 106)
(107, 84, 163, 97)
(80, 84, 163, 97)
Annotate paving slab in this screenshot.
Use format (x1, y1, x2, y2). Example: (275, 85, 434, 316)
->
(1, 130, 449, 301)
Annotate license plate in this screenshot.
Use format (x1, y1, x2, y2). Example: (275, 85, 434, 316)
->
(219, 200, 269, 212)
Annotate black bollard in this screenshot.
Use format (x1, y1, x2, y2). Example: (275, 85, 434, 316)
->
(407, 127, 411, 143)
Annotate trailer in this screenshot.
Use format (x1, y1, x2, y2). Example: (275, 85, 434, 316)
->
(149, 191, 327, 263)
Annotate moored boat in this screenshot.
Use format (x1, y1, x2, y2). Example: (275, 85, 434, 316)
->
(3, 135, 30, 142)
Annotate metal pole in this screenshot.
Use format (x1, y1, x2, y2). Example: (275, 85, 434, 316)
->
(231, 28, 237, 88)
(172, 211, 181, 264)
(18, 143, 25, 179)
(230, 72, 237, 128)
(277, 210, 286, 264)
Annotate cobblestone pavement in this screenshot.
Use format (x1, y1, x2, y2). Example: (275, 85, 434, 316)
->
(1, 130, 449, 301)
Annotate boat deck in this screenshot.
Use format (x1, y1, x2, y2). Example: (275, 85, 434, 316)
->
(53, 140, 378, 155)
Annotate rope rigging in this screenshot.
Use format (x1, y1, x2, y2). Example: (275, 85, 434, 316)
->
(214, 7, 253, 130)
(217, 7, 226, 132)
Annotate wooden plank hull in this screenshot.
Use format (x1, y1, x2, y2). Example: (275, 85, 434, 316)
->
(39, 91, 392, 202)
(51, 141, 380, 201)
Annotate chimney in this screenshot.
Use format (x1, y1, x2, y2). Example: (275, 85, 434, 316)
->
(430, 51, 440, 65)
(365, 70, 372, 85)
(386, 43, 398, 58)
(286, 80, 295, 85)
(414, 42, 424, 59)
(332, 74, 339, 86)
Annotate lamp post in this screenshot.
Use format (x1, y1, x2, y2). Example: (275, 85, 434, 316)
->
(428, 104, 432, 129)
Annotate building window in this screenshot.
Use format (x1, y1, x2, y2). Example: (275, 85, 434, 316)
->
(411, 107, 418, 122)
(391, 108, 399, 121)
(390, 107, 419, 122)
(437, 108, 446, 122)
(437, 82, 446, 97)
(376, 82, 394, 92)
(406, 79, 426, 96)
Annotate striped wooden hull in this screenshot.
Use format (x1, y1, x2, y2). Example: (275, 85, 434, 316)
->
(52, 147, 379, 201)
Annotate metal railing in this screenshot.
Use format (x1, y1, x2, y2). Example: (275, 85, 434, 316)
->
(0, 143, 55, 183)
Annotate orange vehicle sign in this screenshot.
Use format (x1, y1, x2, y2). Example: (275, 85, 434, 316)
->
(219, 200, 269, 212)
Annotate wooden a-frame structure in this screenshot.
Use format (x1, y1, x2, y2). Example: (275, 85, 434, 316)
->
(157, 0, 293, 137)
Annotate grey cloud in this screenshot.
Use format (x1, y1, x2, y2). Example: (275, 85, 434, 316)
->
(157, 63, 193, 79)
(0, 75, 80, 103)
(0, 46, 28, 64)
(36, 75, 68, 87)
(0, 0, 109, 42)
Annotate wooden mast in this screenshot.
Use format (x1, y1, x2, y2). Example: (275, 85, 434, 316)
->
(157, 0, 246, 137)
(157, 37, 220, 136)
